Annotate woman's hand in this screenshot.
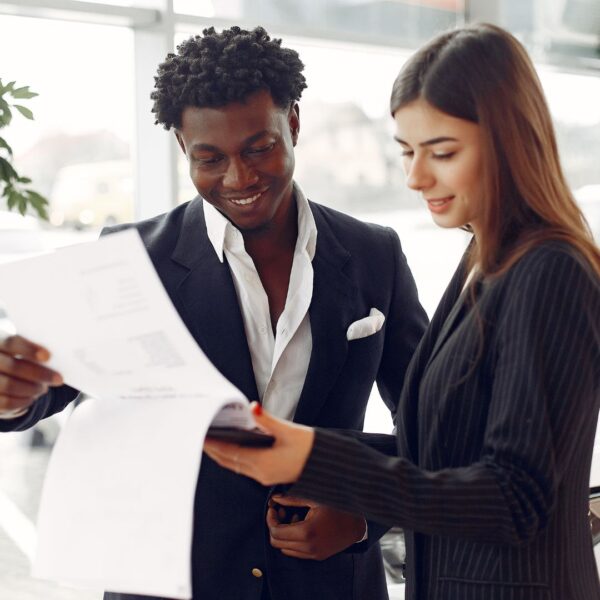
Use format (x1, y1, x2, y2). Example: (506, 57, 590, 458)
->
(203, 402, 315, 486)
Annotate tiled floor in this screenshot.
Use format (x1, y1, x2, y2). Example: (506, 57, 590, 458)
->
(0, 432, 102, 600)
(4, 424, 600, 600)
(0, 429, 405, 600)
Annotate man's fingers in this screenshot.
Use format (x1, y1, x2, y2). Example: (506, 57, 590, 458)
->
(269, 518, 313, 542)
(269, 535, 321, 559)
(269, 533, 314, 553)
(0, 353, 62, 386)
(0, 393, 37, 413)
(280, 548, 317, 559)
(266, 507, 281, 528)
(0, 373, 48, 399)
(0, 335, 59, 416)
(0, 335, 50, 362)
(270, 494, 315, 508)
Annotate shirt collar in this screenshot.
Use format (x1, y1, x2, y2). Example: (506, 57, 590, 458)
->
(203, 183, 317, 263)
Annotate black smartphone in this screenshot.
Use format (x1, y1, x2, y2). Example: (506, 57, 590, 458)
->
(206, 426, 275, 447)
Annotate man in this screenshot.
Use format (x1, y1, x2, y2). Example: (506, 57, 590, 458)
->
(0, 26, 427, 600)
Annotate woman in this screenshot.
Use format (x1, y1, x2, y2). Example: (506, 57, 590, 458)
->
(205, 23, 600, 600)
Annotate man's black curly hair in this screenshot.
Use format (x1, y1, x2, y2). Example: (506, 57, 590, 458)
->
(151, 26, 307, 130)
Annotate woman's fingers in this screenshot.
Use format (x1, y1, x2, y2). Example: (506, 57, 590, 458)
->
(204, 404, 315, 486)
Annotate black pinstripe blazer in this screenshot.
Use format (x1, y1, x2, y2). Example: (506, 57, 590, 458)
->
(293, 240, 600, 600)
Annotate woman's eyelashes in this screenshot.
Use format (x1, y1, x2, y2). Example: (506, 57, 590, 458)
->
(432, 152, 456, 160)
(400, 148, 456, 160)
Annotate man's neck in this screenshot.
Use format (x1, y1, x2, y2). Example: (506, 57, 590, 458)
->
(241, 198, 299, 330)
(242, 200, 298, 266)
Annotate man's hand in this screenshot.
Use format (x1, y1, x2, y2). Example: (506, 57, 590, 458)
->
(0, 334, 63, 418)
(267, 494, 367, 561)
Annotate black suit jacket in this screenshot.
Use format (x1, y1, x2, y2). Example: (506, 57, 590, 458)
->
(2, 197, 427, 600)
(294, 241, 600, 600)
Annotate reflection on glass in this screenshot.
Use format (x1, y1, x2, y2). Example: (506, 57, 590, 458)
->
(174, 0, 464, 46)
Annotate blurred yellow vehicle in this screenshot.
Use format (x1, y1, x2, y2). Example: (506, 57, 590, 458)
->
(49, 160, 134, 228)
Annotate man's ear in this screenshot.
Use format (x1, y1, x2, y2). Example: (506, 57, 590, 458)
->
(174, 131, 186, 155)
(289, 103, 300, 146)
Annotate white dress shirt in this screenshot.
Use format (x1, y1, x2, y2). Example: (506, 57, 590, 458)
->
(203, 184, 317, 420)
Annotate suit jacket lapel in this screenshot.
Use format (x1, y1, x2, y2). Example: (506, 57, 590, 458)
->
(169, 198, 259, 401)
(293, 205, 357, 425)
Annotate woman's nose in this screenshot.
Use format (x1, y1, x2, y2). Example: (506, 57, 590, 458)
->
(405, 157, 433, 191)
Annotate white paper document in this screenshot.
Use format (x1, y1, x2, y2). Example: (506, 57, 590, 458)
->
(0, 229, 255, 598)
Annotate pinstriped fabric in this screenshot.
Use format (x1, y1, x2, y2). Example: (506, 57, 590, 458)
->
(293, 241, 600, 600)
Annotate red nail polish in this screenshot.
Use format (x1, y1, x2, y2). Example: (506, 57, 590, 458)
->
(252, 403, 263, 416)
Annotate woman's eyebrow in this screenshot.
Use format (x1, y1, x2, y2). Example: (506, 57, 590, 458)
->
(394, 136, 458, 146)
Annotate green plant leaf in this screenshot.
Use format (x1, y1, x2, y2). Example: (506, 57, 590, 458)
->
(7, 189, 20, 210)
(0, 98, 12, 127)
(11, 86, 38, 99)
(0, 81, 16, 95)
(0, 156, 18, 181)
(14, 105, 33, 120)
(0, 136, 13, 156)
(0, 78, 48, 220)
(25, 189, 49, 219)
(24, 189, 48, 205)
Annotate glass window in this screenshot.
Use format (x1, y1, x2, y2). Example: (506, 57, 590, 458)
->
(174, 0, 465, 47)
(538, 67, 600, 242)
(0, 15, 134, 239)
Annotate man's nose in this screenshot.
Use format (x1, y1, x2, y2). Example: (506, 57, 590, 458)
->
(222, 157, 259, 189)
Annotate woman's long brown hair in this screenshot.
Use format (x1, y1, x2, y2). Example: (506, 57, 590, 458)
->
(390, 22, 600, 279)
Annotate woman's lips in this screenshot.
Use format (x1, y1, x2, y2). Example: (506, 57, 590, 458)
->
(425, 196, 454, 214)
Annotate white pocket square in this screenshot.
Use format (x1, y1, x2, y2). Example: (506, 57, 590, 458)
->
(346, 308, 385, 341)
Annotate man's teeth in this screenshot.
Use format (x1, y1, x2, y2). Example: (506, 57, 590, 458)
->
(229, 193, 261, 205)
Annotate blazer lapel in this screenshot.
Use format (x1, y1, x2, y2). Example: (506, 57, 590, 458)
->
(395, 242, 473, 463)
(425, 240, 477, 365)
(427, 287, 470, 362)
(293, 206, 357, 425)
(169, 198, 259, 401)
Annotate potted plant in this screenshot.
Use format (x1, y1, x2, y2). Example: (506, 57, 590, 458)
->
(0, 78, 48, 219)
